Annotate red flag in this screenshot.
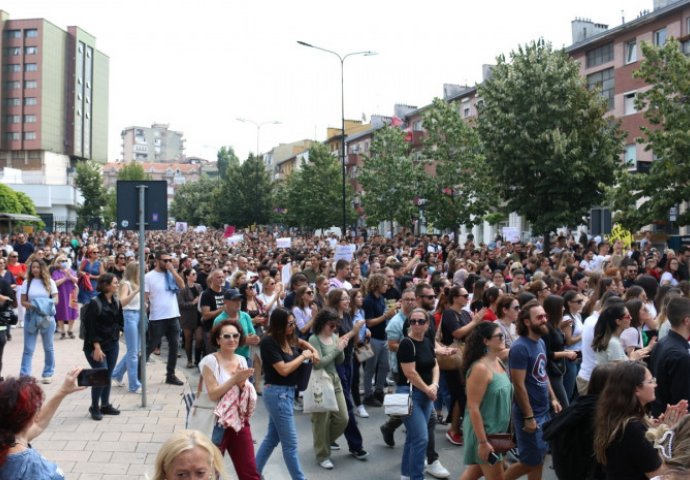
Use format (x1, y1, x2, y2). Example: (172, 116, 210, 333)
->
(391, 116, 403, 127)
(223, 225, 236, 238)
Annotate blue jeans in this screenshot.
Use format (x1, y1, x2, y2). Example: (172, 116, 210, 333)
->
(255, 384, 306, 480)
(112, 310, 142, 392)
(20, 318, 55, 378)
(85, 342, 119, 408)
(363, 337, 389, 397)
(563, 358, 580, 402)
(401, 387, 433, 480)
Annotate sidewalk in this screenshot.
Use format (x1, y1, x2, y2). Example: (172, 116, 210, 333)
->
(3, 325, 191, 480)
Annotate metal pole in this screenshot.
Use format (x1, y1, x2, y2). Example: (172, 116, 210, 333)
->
(340, 58, 347, 240)
(137, 184, 148, 408)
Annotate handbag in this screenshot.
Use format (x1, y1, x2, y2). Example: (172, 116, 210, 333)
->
(303, 369, 339, 413)
(487, 433, 515, 454)
(383, 386, 412, 417)
(435, 311, 464, 371)
(354, 343, 375, 363)
(185, 358, 220, 437)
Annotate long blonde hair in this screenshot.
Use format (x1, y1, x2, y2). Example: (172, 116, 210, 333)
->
(123, 261, 139, 288)
(149, 430, 226, 480)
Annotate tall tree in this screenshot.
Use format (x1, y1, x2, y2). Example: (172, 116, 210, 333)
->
(170, 176, 220, 226)
(103, 162, 152, 223)
(217, 146, 240, 179)
(607, 38, 690, 231)
(217, 153, 272, 227)
(284, 143, 355, 230)
(0, 184, 23, 213)
(359, 125, 427, 230)
(477, 39, 623, 252)
(75, 160, 107, 231)
(422, 97, 494, 236)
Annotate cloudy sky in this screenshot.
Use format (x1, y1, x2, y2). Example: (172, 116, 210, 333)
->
(4, 0, 652, 162)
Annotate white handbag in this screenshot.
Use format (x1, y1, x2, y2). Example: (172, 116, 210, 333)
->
(383, 385, 412, 417)
(303, 369, 339, 413)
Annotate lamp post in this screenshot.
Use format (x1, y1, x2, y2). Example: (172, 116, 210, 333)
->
(297, 40, 377, 239)
(236, 118, 281, 160)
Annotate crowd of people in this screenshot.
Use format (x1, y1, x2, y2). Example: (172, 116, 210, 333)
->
(1, 226, 690, 479)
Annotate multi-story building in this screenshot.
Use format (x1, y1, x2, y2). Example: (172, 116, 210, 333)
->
(0, 11, 109, 230)
(265, 139, 314, 181)
(120, 123, 185, 163)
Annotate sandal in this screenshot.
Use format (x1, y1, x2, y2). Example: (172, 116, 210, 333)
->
(60, 332, 66, 340)
(68, 331, 75, 339)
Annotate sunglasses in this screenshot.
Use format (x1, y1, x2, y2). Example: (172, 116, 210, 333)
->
(409, 319, 427, 326)
(287, 321, 296, 327)
(221, 333, 240, 340)
(491, 333, 506, 340)
(458, 293, 470, 298)
(420, 295, 436, 300)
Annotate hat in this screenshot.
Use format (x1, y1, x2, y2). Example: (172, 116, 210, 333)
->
(223, 288, 242, 301)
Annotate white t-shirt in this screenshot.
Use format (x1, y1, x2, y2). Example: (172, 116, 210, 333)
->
(198, 353, 248, 393)
(145, 270, 180, 321)
(594, 335, 627, 365)
(21, 278, 57, 299)
(564, 313, 583, 351)
(578, 312, 599, 382)
(620, 327, 642, 350)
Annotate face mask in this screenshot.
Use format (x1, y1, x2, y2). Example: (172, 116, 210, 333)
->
(428, 266, 436, 274)
(61, 261, 70, 269)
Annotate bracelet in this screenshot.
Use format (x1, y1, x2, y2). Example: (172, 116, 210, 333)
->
(431, 383, 439, 389)
(523, 416, 535, 420)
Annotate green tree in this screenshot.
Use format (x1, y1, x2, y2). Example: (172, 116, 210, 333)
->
(422, 97, 494, 237)
(217, 146, 240, 179)
(359, 125, 427, 231)
(217, 153, 272, 227)
(0, 184, 23, 213)
(75, 160, 107, 231)
(283, 143, 355, 230)
(103, 162, 152, 223)
(170, 176, 221, 226)
(607, 38, 690, 231)
(477, 39, 623, 252)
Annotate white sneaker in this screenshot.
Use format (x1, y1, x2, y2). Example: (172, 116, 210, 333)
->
(113, 378, 125, 387)
(41, 376, 52, 384)
(425, 459, 450, 479)
(355, 405, 369, 418)
(319, 458, 334, 470)
(401, 476, 411, 480)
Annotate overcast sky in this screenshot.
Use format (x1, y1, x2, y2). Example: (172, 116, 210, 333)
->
(4, 0, 652, 162)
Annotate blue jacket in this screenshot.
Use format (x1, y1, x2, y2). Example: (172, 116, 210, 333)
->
(25, 297, 56, 333)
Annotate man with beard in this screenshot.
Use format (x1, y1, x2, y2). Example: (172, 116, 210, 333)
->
(505, 300, 562, 480)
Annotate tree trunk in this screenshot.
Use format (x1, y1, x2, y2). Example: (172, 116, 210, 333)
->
(543, 228, 551, 258)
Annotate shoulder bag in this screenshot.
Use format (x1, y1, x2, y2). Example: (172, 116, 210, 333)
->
(435, 310, 465, 371)
(383, 338, 415, 417)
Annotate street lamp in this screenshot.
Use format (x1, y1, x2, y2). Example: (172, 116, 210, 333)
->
(236, 117, 282, 160)
(297, 40, 377, 239)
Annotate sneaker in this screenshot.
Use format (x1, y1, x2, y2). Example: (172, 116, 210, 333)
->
(380, 424, 395, 447)
(319, 458, 334, 470)
(89, 406, 103, 421)
(425, 459, 450, 479)
(354, 405, 369, 418)
(100, 404, 121, 415)
(293, 398, 303, 412)
(41, 376, 52, 384)
(330, 441, 340, 450)
(351, 449, 368, 460)
(165, 375, 184, 386)
(113, 378, 125, 387)
(446, 431, 463, 446)
(363, 395, 382, 407)
(186, 361, 194, 369)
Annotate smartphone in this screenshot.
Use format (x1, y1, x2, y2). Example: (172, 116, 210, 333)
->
(487, 452, 499, 465)
(575, 350, 582, 359)
(77, 368, 110, 387)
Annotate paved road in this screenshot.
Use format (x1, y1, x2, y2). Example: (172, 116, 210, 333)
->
(3, 327, 557, 479)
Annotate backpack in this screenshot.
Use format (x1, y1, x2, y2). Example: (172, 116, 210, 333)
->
(79, 296, 102, 340)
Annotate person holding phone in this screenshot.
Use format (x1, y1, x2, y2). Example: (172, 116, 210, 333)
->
(82, 272, 123, 421)
(460, 322, 513, 480)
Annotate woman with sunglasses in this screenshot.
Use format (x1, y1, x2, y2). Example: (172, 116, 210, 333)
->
(460, 322, 513, 480)
(255, 308, 319, 480)
(292, 285, 317, 340)
(542, 295, 578, 409)
(396, 307, 440, 480)
(562, 290, 585, 402)
(49, 255, 78, 339)
(199, 319, 260, 479)
(107, 253, 127, 280)
(592, 302, 651, 367)
(495, 294, 519, 349)
(77, 245, 104, 305)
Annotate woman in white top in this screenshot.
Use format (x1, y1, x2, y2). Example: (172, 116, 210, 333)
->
(292, 285, 317, 339)
(258, 276, 284, 317)
(592, 302, 650, 366)
(199, 319, 260, 480)
(19, 259, 58, 383)
(661, 258, 681, 287)
(562, 290, 585, 401)
(112, 262, 143, 392)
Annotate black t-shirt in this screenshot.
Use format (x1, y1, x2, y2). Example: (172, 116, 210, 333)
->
(196, 270, 210, 290)
(260, 335, 302, 386)
(604, 420, 661, 480)
(0, 278, 16, 312)
(384, 286, 401, 301)
(440, 308, 469, 345)
(396, 336, 436, 386)
(338, 312, 356, 359)
(363, 293, 387, 340)
(199, 287, 224, 331)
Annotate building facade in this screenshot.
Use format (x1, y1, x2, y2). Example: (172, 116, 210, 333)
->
(120, 123, 185, 163)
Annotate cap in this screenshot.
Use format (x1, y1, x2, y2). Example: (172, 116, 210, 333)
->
(223, 288, 242, 301)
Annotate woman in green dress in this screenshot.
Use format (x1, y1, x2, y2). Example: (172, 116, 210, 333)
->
(460, 322, 513, 480)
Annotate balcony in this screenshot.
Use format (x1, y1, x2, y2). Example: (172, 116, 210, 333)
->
(410, 131, 425, 147)
(346, 153, 360, 166)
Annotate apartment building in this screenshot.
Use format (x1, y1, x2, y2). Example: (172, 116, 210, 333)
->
(120, 123, 185, 163)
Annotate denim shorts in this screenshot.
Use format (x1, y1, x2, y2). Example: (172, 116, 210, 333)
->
(513, 412, 550, 466)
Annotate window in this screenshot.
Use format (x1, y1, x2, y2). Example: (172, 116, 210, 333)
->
(24, 114, 36, 123)
(5, 115, 20, 124)
(5, 80, 20, 90)
(4, 132, 20, 141)
(4, 64, 20, 73)
(625, 40, 637, 64)
(24, 63, 37, 72)
(587, 68, 615, 110)
(463, 107, 471, 118)
(25, 46, 38, 55)
(412, 120, 423, 131)
(23, 132, 36, 140)
(5, 29, 21, 39)
(24, 29, 38, 38)
(24, 80, 37, 89)
(624, 92, 638, 115)
(586, 43, 614, 68)
(4, 47, 20, 56)
(5, 98, 20, 106)
(625, 144, 637, 167)
(24, 97, 37, 106)
(654, 28, 667, 46)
